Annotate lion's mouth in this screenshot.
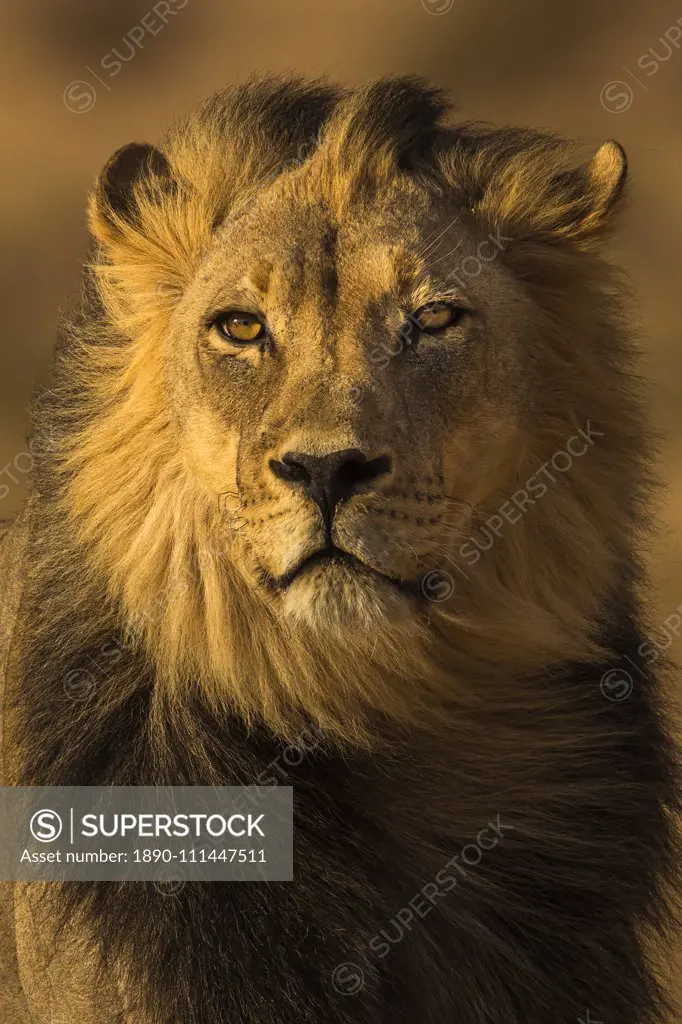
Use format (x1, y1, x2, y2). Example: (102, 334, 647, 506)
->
(276, 544, 411, 593)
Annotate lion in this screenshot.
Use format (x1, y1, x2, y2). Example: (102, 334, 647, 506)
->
(0, 76, 679, 1023)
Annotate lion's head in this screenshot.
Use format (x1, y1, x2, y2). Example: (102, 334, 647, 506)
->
(41, 77, 646, 742)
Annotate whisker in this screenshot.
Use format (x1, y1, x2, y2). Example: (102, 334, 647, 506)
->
(433, 540, 474, 579)
(442, 495, 475, 513)
(415, 213, 462, 261)
(433, 524, 470, 544)
(431, 239, 463, 267)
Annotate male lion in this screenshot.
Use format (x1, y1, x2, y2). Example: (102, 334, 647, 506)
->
(0, 77, 679, 1023)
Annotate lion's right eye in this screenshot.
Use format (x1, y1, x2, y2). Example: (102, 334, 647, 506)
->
(213, 311, 266, 344)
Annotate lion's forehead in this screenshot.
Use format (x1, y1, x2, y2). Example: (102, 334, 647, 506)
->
(194, 188, 480, 336)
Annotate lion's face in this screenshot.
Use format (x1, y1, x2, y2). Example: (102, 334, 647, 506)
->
(172, 171, 527, 629)
(66, 79, 635, 735)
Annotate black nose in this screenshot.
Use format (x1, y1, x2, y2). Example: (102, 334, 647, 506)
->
(269, 449, 391, 528)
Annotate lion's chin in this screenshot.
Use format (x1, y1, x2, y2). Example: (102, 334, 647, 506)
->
(279, 558, 414, 633)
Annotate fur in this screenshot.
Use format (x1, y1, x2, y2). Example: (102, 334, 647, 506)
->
(3, 76, 680, 1023)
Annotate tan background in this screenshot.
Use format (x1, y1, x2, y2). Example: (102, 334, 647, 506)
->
(0, 0, 681, 1002)
(0, 0, 680, 615)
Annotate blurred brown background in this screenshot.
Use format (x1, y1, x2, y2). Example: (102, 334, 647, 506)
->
(0, 0, 681, 997)
(0, 0, 680, 613)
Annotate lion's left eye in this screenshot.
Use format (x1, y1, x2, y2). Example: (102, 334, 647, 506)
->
(412, 303, 466, 332)
(214, 311, 266, 344)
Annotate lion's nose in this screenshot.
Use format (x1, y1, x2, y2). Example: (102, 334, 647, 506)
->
(269, 449, 391, 527)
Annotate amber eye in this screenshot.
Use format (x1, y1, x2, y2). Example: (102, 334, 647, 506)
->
(214, 311, 266, 344)
(412, 303, 465, 332)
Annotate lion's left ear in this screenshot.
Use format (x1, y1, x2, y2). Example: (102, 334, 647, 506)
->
(548, 140, 627, 241)
(88, 142, 174, 247)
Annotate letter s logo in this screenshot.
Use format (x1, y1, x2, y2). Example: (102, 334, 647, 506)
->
(30, 809, 63, 843)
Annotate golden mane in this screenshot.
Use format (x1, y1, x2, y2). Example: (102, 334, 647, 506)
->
(34, 76, 650, 747)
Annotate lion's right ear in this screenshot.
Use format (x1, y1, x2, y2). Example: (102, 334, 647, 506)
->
(88, 142, 174, 247)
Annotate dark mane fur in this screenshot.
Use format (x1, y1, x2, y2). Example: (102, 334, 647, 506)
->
(11, 503, 680, 1022)
(5, 76, 680, 1023)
